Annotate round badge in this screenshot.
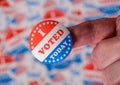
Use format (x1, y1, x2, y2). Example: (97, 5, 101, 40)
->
(29, 20, 72, 64)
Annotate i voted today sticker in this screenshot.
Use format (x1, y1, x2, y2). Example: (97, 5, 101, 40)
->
(29, 20, 72, 64)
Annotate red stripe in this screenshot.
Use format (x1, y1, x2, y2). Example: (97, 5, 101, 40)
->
(30, 20, 58, 50)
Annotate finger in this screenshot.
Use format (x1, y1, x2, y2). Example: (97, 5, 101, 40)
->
(102, 60, 120, 85)
(91, 36, 120, 70)
(68, 18, 116, 48)
(91, 16, 120, 70)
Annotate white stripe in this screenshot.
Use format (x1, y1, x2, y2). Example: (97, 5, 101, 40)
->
(32, 23, 69, 62)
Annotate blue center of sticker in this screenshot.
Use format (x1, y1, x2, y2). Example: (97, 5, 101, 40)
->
(29, 20, 72, 64)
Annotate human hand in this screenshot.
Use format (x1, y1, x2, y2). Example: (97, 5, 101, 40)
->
(68, 16, 120, 85)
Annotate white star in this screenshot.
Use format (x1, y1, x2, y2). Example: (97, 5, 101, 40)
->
(31, 42, 33, 45)
(68, 36, 70, 38)
(66, 51, 68, 54)
(51, 22, 53, 24)
(49, 60, 51, 63)
(63, 54, 66, 57)
(33, 30, 36, 33)
(57, 59, 59, 61)
(39, 25, 42, 27)
(32, 34, 34, 37)
(60, 57, 63, 59)
(47, 22, 49, 24)
(68, 44, 71, 46)
(68, 47, 70, 50)
(53, 60, 55, 62)
(31, 38, 33, 41)
(45, 60, 47, 62)
(68, 39, 71, 42)
(36, 27, 39, 30)
(55, 22, 57, 24)
(43, 23, 45, 25)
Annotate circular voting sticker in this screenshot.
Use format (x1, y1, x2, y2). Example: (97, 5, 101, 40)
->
(29, 20, 72, 64)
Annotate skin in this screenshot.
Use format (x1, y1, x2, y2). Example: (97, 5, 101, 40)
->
(68, 15, 120, 85)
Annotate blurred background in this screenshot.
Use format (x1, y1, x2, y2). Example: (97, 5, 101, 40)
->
(0, 0, 120, 85)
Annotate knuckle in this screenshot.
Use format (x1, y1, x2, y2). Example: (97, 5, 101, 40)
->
(91, 42, 105, 69)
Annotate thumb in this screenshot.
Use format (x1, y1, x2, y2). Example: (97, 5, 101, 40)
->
(116, 15, 120, 35)
(68, 18, 116, 48)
